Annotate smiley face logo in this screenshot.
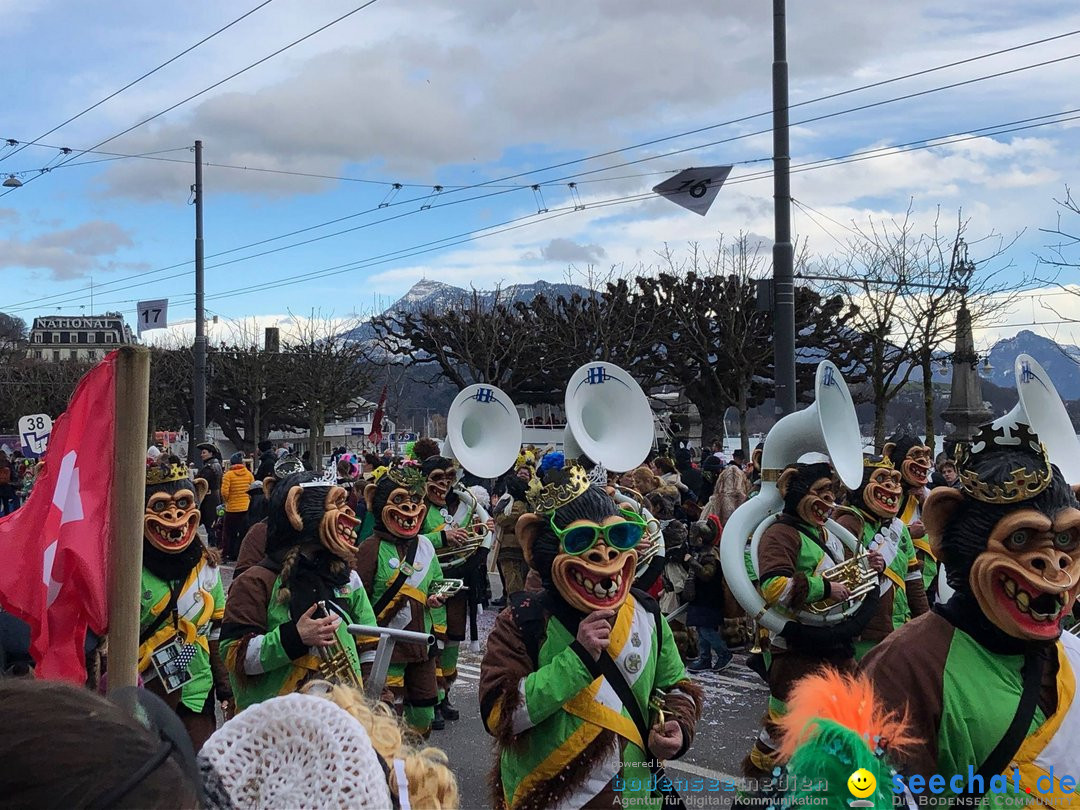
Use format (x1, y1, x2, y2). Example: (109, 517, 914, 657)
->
(847, 768, 877, 799)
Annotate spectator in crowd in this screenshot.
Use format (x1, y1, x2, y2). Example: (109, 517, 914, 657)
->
(253, 439, 277, 481)
(196, 443, 224, 542)
(0, 679, 201, 809)
(654, 456, 690, 497)
(703, 449, 751, 525)
(493, 464, 532, 603)
(674, 447, 704, 500)
(220, 452, 254, 562)
(0, 450, 15, 516)
(685, 518, 733, 672)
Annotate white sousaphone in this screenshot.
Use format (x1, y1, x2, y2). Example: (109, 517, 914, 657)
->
(445, 383, 523, 479)
(562, 361, 664, 580)
(563, 361, 654, 474)
(719, 360, 867, 632)
(936, 353, 1080, 604)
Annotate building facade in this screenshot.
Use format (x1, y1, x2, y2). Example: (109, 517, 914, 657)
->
(26, 313, 135, 362)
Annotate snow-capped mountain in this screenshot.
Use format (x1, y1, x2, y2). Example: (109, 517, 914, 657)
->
(343, 279, 590, 341)
(984, 330, 1080, 399)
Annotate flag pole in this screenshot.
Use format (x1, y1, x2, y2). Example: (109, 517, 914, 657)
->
(107, 345, 150, 696)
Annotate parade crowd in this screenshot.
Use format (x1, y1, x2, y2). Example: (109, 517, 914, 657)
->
(3, 365, 1080, 809)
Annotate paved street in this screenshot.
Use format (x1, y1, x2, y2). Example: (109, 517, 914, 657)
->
(438, 606, 766, 810)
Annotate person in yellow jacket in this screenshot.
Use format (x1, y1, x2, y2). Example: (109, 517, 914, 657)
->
(221, 452, 254, 562)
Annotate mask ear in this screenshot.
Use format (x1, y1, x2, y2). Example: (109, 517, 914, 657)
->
(923, 486, 965, 560)
(285, 486, 305, 532)
(777, 468, 797, 499)
(364, 484, 377, 513)
(263, 477, 276, 500)
(882, 442, 896, 462)
(194, 477, 208, 504)
(517, 513, 544, 570)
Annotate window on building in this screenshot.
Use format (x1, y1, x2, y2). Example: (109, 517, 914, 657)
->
(87, 350, 97, 361)
(53, 334, 60, 344)
(70, 349, 79, 360)
(52, 351, 61, 362)
(105, 334, 114, 344)
(87, 333, 95, 344)
(34, 350, 42, 359)
(33, 333, 41, 343)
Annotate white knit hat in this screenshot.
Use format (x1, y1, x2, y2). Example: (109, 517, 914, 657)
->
(197, 693, 392, 809)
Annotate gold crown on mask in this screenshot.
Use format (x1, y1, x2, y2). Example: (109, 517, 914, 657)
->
(863, 455, 894, 470)
(955, 422, 1052, 504)
(526, 464, 590, 514)
(386, 464, 426, 493)
(146, 463, 190, 486)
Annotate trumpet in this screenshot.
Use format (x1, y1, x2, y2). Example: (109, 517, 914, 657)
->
(807, 550, 879, 615)
(431, 579, 468, 598)
(436, 522, 489, 566)
(314, 601, 363, 689)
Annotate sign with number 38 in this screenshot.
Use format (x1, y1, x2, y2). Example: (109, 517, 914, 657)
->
(18, 413, 52, 459)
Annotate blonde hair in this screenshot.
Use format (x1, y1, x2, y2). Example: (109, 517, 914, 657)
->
(300, 681, 460, 809)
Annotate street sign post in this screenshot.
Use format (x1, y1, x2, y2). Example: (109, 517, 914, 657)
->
(18, 413, 53, 459)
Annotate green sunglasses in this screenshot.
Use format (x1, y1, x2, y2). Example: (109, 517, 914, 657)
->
(550, 509, 647, 556)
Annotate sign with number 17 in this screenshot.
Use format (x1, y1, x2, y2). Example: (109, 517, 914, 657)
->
(137, 299, 169, 335)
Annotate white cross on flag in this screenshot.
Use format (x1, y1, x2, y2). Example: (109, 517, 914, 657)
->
(0, 354, 115, 682)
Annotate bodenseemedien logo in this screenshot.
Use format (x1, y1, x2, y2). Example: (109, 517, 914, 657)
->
(847, 768, 876, 807)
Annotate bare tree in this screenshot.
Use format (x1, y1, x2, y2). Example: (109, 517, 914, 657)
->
(827, 208, 1023, 449)
(280, 313, 378, 465)
(370, 287, 548, 401)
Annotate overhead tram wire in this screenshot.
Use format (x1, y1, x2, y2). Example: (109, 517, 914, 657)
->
(9, 44, 1080, 310)
(9, 30, 1080, 197)
(11, 99, 1080, 316)
(0, 0, 384, 199)
(0, 0, 278, 166)
(81, 189, 662, 314)
(9, 105, 1080, 316)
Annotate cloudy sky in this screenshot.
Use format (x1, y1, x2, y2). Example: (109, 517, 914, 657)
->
(4, 0, 1080, 352)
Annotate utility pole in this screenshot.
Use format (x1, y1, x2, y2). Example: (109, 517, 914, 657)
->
(193, 140, 207, 446)
(772, 0, 796, 416)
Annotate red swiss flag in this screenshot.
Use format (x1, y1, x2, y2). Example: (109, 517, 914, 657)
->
(0, 352, 116, 682)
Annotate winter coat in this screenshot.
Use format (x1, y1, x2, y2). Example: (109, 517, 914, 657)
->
(221, 464, 254, 513)
(685, 547, 725, 627)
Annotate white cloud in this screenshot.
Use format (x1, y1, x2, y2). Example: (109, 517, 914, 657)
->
(0, 221, 137, 280)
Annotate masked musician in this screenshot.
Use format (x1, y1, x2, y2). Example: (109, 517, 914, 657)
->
(743, 462, 882, 778)
(780, 420, 1080, 807)
(419, 455, 493, 729)
(233, 454, 305, 577)
(480, 465, 702, 809)
(138, 458, 229, 750)
(220, 471, 377, 710)
(354, 465, 447, 736)
(835, 454, 929, 659)
(884, 432, 938, 600)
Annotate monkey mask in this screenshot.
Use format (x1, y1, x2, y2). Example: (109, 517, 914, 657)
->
(924, 422, 1080, 642)
(365, 465, 428, 540)
(267, 470, 360, 562)
(517, 465, 646, 614)
(849, 456, 902, 522)
(883, 433, 933, 490)
(420, 456, 456, 508)
(777, 462, 837, 528)
(143, 460, 208, 581)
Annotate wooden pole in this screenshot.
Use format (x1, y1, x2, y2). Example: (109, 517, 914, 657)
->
(107, 345, 151, 696)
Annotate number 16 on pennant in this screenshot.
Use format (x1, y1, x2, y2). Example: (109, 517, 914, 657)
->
(136, 299, 169, 336)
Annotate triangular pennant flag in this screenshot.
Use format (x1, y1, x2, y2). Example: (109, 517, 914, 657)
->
(652, 166, 732, 216)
